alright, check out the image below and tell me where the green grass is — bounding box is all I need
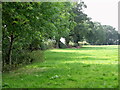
[0,44,2,89]
[2,45,118,88]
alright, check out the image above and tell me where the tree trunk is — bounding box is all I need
[6,34,14,65]
[55,39,60,48]
[65,37,70,47]
[74,38,79,47]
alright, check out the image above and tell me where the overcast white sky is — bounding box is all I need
[82,0,119,30]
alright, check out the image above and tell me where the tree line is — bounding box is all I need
[2,2,119,71]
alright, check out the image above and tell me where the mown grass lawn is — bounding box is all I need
[2,45,118,88]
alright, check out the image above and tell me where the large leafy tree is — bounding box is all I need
[2,2,36,65]
[70,1,93,46]
[2,2,77,66]
[102,25,118,45]
[86,22,119,45]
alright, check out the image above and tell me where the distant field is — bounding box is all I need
[2,45,118,88]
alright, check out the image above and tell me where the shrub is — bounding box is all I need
[73,43,79,47]
[69,41,74,46]
[2,49,39,72]
[40,40,56,50]
[30,50,44,63]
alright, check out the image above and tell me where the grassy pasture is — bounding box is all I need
[2,45,118,88]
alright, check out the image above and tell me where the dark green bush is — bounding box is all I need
[73,43,79,47]
[3,49,35,72]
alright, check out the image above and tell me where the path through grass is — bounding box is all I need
[3,45,118,88]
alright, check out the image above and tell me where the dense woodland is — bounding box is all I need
[2,2,119,71]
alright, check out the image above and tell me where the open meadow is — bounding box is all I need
[2,45,118,88]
